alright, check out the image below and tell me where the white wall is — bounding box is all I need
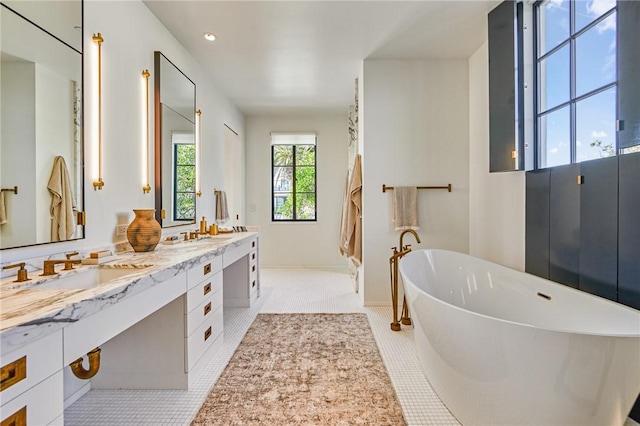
[361,59,470,305]
[468,42,525,270]
[245,115,348,270]
[1,0,245,264]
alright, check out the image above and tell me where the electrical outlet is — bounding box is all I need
[116,225,128,236]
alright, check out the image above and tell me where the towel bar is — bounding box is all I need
[1,186,18,194]
[382,184,451,193]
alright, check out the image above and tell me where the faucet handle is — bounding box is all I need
[2,262,31,283]
[66,251,80,260]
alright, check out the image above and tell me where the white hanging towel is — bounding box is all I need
[48,156,77,241]
[215,190,229,223]
[392,186,419,231]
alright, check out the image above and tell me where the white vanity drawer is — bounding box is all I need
[186,256,222,290]
[0,330,62,406]
[185,270,222,314]
[185,284,223,337]
[0,369,63,426]
[185,306,223,371]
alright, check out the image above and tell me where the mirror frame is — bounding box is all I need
[0,1,85,250]
[153,51,197,228]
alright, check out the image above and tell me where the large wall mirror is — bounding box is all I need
[0,1,84,250]
[154,51,196,227]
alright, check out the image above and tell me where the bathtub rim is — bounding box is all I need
[399,249,640,339]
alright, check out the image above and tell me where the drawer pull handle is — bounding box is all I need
[251,253,256,260]
[204,302,212,316]
[252,241,256,248]
[1,406,26,426]
[0,356,26,392]
[204,263,211,275]
[203,283,211,295]
[252,265,256,272]
[204,326,212,341]
[252,280,256,288]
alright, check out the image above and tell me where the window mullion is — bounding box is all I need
[569,0,576,164]
[292,145,297,220]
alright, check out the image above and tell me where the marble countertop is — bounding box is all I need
[0,232,257,354]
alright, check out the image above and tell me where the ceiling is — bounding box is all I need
[144,1,501,116]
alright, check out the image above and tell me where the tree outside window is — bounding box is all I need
[174,143,196,221]
[271,135,316,221]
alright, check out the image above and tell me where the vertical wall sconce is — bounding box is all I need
[196,109,202,197]
[142,69,151,194]
[92,33,105,190]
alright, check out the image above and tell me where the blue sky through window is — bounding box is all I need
[538,0,616,167]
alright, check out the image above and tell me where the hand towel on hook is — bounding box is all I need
[392,186,419,231]
[215,190,229,223]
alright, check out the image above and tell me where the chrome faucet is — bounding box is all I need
[41,252,81,276]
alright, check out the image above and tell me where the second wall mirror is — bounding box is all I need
[154,51,196,227]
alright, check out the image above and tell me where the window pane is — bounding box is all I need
[540,106,570,168]
[273,145,293,165]
[273,166,292,191]
[273,195,293,220]
[295,145,315,166]
[295,166,315,192]
[538,0,570,55]
[575,0,615,32]
[296,193,316,220]
[176,193,195,220]
[176,166,195,191]
[576,87,616,162]
[539,44,570,112]
[575,12,616,97]
[176,144,195,165]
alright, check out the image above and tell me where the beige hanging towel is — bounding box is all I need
[392,186,419,231]
[48,156,77,241]
[340,154,362,265]
[215,190,229,223]
[0,192,7,225]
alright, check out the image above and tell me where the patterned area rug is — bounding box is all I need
[191,313,407,425]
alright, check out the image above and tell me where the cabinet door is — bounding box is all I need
[525,169,550,278]
[579,157,618,300]
[488,0,524,171]
[549,163,580,288]
[618,0,640,150]
[618,152,640,309]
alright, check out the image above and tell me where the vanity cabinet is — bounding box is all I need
[0,232,260,422]
[184,256,224,371]
[223,236,259,307]
[0,331,64,425]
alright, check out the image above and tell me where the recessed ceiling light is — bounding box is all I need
[204,32,216,41]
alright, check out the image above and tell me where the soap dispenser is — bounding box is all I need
[200,216,207,234]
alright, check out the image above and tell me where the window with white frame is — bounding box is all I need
[534,0,617,168]
[271,132,317,221]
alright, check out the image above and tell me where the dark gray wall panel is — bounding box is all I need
[549,163,580,288]
[525,169,550,279]
[618,151,640,309]
[579,157,618,300]
[618,0,640,150]
[489,0,520,172]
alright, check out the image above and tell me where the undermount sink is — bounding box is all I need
[16,265,152,291]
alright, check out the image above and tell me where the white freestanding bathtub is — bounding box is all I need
[399,249,640,426]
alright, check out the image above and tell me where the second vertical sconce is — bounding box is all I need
[196,109,202,197]
[142,69,151,194]
[92,33,105,190]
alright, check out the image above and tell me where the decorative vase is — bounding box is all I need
[127,209,161,252]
